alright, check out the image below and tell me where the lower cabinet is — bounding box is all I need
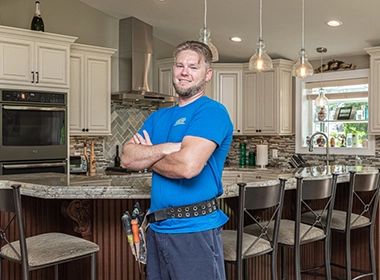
[70,43,116,135]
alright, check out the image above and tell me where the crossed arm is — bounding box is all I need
[121,130,217,179]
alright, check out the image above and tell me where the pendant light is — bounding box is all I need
[248,0,272,71]
[199,0,219,62]
[315,47,329,107]
[292,0,313,78]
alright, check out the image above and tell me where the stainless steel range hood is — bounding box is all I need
[112,17,177,104]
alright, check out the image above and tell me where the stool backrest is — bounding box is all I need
[346,170,380,229]
[295,174,339,244]
[237,179,286,259]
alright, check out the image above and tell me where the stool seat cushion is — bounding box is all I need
[302,210,371,231]
[222,230,272,262]
[244,219,325,246]
[0,232,99,268]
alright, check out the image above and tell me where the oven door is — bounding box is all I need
[0,104,67,161]
[0,160,66,175]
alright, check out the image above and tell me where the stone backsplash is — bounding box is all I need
[70,105,380,172]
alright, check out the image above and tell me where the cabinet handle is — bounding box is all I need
[31,71,35,83]
[36,72,39,83]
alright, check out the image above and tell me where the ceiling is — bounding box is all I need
[79,0,380,63]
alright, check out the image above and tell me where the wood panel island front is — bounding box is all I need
[0,165,378,280]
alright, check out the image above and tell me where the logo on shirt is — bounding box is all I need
[174,117,186,126]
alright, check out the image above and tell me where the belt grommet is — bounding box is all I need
[186,213,190,217]
[201,205,206,210]
[193,206,198,211]
[208,208,212,213]
[171,214,175,218]
[178,213,182,218]
[202,210,206,215]
[194,212,198,216]
[177,208,182,212]
[213,206,217,210]
[170,208,174,213]
[185,207,189,212]
[207,203,211,207]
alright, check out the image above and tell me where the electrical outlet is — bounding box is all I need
[272,149,278,158]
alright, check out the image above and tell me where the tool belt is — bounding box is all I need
[147,198,219,223]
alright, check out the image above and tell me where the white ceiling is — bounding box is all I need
[79,0,380,63]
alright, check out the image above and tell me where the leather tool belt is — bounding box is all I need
[147,198,219,223]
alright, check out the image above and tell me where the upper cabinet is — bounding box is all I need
[210,64,243,134]
[365,47,380,134]
[0,25,77,89]
[156,58,175,96]
[242,59,293,135]
[70,43,116,135]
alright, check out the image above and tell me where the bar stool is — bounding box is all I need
[320,170,379,280]
[246,174,339,280]
[222,179,286,280]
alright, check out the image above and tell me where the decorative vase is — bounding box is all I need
[317,106,327,121]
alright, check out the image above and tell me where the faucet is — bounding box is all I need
[306,131,331,166]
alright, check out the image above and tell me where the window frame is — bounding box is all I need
[295,68,375,156]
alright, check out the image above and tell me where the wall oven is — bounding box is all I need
[0,89,67,175]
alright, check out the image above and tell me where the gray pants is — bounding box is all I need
[146,227,226,280]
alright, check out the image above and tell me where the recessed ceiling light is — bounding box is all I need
[326,20,343,27]
[230,37,242,42]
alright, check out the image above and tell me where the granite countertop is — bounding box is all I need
[0,165,377,200]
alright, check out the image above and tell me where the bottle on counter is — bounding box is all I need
[31,1,44,31]
[83,141,89,176]
[89,142,97,176]
[114,145,121,167]
[346,133,352,147]
[248,151,256,166]
[239,143,246,168]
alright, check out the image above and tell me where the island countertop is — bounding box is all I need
[0,165,377,199]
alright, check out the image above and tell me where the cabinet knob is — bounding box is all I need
[82,128,89,132]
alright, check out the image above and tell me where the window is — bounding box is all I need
[295,69,375,156]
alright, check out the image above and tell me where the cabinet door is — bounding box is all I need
[158,66,174,96]
[36,42,70,87]
[243,70,277,135]
[215,70,242,134]
[259,71,276,134]
[85,55,111,135]
[69,53,86,134]
[0,38,34,84]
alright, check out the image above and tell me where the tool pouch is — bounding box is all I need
[138,212,149,264]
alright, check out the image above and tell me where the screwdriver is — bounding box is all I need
[131,219,141,272]
[121,211,136,259]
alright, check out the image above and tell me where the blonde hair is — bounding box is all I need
[173,41,212,69]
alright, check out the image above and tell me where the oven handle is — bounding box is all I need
[2,105,66,112]
[3,162,66,170]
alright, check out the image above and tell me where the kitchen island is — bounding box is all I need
[0,165,378,280]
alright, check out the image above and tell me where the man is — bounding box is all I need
[121,40,233,280]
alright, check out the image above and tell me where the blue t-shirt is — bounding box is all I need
[138,96,233,233]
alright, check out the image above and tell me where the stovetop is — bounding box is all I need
[105,167,151,175]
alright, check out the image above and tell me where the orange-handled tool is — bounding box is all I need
[131,219,141,272]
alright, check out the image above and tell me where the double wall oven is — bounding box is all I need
[0,89,67,175]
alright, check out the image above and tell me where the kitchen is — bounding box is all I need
[1,0,380,279]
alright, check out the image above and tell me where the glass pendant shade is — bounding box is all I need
[292,49,314,78]
[315,88,329,107]
[199,26,219,62]
[249,39,272,71]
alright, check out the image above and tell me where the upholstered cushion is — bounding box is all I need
[301,210,370,231]
[0,232,99,268]
[222,230,272,262]
[244,220,325,246]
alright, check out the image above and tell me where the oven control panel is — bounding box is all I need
[1,90,66,104]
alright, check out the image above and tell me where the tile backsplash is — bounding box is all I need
[70,105,380,172]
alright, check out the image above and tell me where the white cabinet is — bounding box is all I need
[156,58,175,96]
[0,25,76,89]
[70,43,116,135]
[242,59,293,135]
[365,47,380,134]
[211,64,243,134]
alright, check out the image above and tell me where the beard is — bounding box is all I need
[173,79,206,97]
